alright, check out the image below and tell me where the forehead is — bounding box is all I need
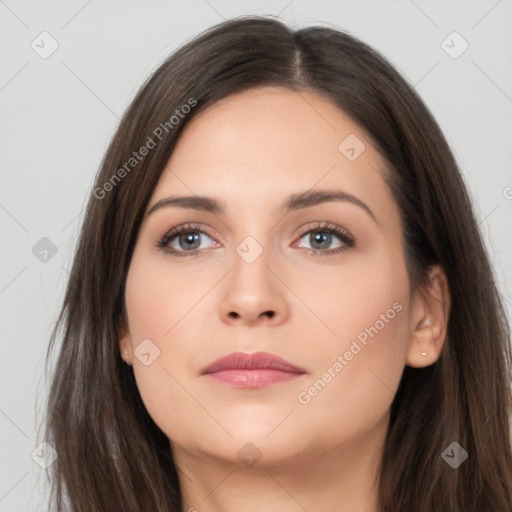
[151,86,393,218]
[171,86,379,168]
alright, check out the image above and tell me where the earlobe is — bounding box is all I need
[406,265,451,368]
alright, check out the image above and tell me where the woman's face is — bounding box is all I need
[120,86,418,466]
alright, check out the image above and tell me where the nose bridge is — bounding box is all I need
[231,230,275,294]
[229,203,277,268]
[218,225,289,325]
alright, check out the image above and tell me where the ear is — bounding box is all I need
[406,265,451,368]
[118,309,133,366]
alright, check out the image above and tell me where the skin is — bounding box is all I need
[119,86,450,512]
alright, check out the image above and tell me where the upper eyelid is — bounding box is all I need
[295,222,351,238]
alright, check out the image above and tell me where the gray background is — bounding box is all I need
[1,0,511,509]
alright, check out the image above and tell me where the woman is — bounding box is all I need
[43,15,512,511]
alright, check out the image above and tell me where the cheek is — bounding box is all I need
[293,254,410,441]
[322,251,409,379]
[124,248,218,346]
[293,244,410,360]
[123,251,215,443]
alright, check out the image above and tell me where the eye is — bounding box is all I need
[294,222,355,256]
[156,221,355,257]
[156,223,217,257]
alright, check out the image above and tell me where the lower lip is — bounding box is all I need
[204,369,305,388]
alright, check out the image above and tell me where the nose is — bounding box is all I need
[219,245,290,327]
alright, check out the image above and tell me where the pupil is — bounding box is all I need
[181,232,200,250]
[312,231,330,249]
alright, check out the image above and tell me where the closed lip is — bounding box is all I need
[201,351,306,375]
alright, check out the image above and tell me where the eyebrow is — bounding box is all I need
[146,189,377,224]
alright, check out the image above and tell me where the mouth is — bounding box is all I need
[201,351,307,388]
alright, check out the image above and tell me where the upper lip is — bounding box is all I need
[201,351,307,374]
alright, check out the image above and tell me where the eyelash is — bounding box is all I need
[156,221,355,258]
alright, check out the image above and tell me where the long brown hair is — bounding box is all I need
[42,15,512,511]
